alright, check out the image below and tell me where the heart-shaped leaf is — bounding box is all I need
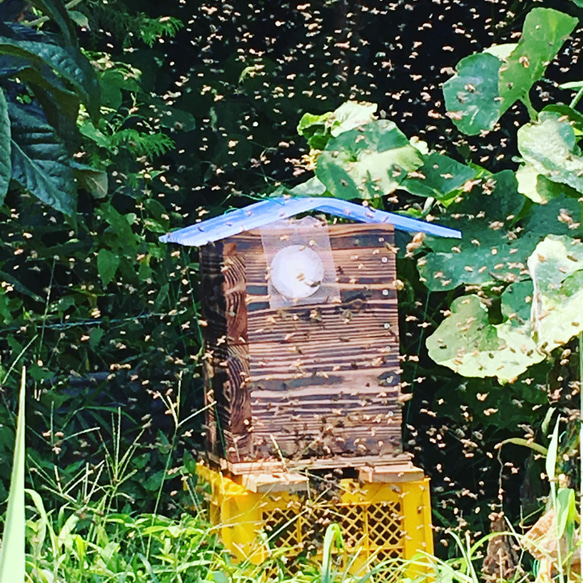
[426,293,545,382]
[443,52,503,136]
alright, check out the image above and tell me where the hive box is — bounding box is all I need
[160,197,461,467]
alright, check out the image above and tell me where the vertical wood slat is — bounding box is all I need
[199,243,252,461]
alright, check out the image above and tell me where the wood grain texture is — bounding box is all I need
[200,222,403,464]
[199,243,252,462]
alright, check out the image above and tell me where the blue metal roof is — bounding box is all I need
[159,197,462,246]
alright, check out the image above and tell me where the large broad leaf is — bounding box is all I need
[400,152,481,202]
[418,170,530,290]
[443,52,503,136]
[444,9,576,136]
[524,194,583,237]
[316,120,423,200]
[0,87,10,204]
[515,162,580,203]
[289,175,327,197]
[0,23,99,118]
[297,101,377,150]
[518,112,583,194]
[528,235,583,353]
[426,293,544,382]
[499,9,577,110]
[9,102,76,216]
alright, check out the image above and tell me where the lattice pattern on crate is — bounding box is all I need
[368,502,402,548]
[263,507,301,549]
[261,500,404,558]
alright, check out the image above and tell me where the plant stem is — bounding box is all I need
[570,88,583,109]
[521,94,538,122]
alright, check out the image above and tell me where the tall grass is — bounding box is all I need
[0,367,26,583]
[0,367,550,583]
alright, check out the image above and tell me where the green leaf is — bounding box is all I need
[297,111,332,150]
[443,52,503,135]
[484,43,518,61]
[0,87,10,205]
[328,101,378,136]
[9,102,76,216]
[97,249,119,286]
[0,369,26,583]
[321,524,344,583]
[542,104,583,135]
[400,152,480,202]
[0,24,99,118]
[418,170,529,290]
[555,488,577,540]
[289,176,327,197]
[524,194,583,237]
[518,112,583,194]
[444,9,576,136]
[515,162,578,203]
[71,163,108,199]
[426,294,544,382]
[68,10,89,30]
[499,9,577,110]
[159,107,196,132]
[528,235,583,353]
[316,120,423,200]
[99,203,138,251]
[297,102,378,151]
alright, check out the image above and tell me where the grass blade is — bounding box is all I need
[0,367,26,583]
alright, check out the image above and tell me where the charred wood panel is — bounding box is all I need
[199,242,251,461]
[199,222,403,464]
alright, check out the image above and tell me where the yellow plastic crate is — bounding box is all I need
[198,463,433,573]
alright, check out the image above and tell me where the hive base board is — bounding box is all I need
[206,451,413,476]
[197,461,434,576]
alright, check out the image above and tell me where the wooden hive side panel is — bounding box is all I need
[199,242,252,462]
[237,223,403,460]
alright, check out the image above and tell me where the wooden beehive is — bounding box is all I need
[199,220,404,464]
[160,196,461,469]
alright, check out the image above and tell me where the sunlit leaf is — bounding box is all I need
[426,294,544,382]
[316,120,422,200]
[518,112,583,194]
[0,369,26,583]
[499,9,577,109]
[297,101,377,150]
[528,235,583,352]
